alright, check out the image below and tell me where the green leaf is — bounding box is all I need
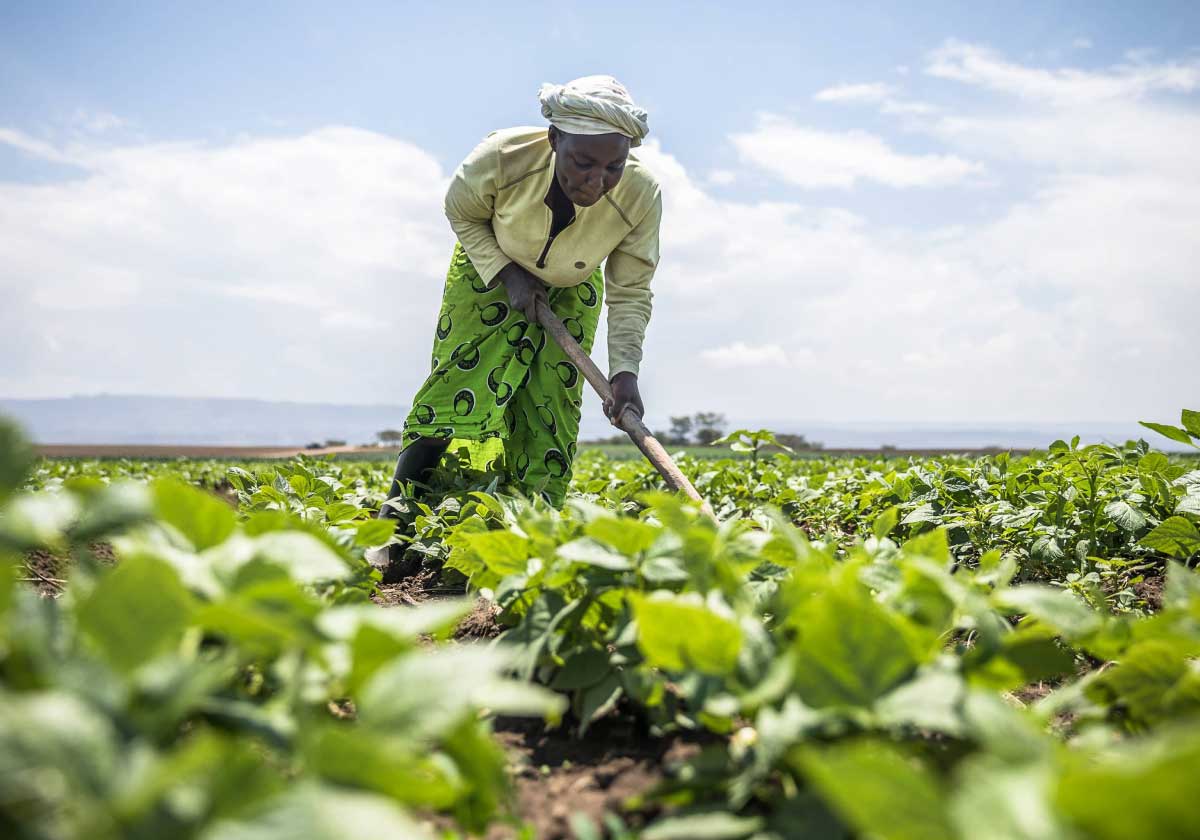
[872,506,900,541]
[196,586,316,657]
[796,740,955,840]
[900,504,940,526]
[1174,470,1200,491]
[358,646,563,738]
[641,812,766,840]
[0,690,120,807]
[995,586,1102,640]
[1138,452,1171,474]
[250,532,352,583]
[1104,499,1147,532]
[1140,516,1200,559]
[1181,409,1200,438]
[1164,560,1200,610]
[948,756,1060,840]
[966,627,1075,691]
[1177,494,1200,517]
[1056,724,1200,840]
[353,519,395,548]
[789,571,921,708]
[874,666,966,735]
[1138,421,1195,447]
[0,492,81,549]
[584,516,659,555]
[72,481,153,541]
[76,553,195,672]
[549,647,611,691]
[631,592,742,676]
[319,600,472,642]
[576,672,622,732]
[556,537,632,570]
[1087,640,1200,727]
[153,478,236,551]
[461,530,530,576]
[346,625,411,695]
[201,782,434,840]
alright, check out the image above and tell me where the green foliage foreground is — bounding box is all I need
[2,412,1200,839]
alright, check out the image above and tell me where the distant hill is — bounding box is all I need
[0,395,411,447]
[0,394,1182,451]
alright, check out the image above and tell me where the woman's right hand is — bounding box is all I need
[497,262,549,323]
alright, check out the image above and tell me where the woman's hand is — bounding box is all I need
[497,262,549,323]
[603,371,644,427]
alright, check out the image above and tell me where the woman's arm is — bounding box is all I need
[445,134,552,319]
[444,136,515,286]
[603,186,663,423]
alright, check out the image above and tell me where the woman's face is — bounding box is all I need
[549,128,630,207]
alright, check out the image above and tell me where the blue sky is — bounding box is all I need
[5,1,1197,178]
[1,2,1198,426]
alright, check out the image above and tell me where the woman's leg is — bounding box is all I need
[378,435,451,518]
[369,436,451,578]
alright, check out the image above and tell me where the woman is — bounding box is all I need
[379,74,662,530]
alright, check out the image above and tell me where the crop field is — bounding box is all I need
[2,412,1199,839]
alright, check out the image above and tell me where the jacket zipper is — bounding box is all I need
[536,215,575,269]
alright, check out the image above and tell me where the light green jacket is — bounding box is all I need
[444,126,662,377]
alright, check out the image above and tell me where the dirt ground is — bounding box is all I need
[486,716,703,839]
[372,565,693,837]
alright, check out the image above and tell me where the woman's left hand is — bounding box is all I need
[603,372,644,427]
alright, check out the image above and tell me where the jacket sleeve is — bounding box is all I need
[603,186,662,378]
[443,134,513,285]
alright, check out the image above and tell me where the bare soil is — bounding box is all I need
[485,716,703,840]
[1134,574,1165,611]
[372,568,693,837]
[22,542,114,597]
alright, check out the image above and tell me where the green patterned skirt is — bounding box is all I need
[400,242,603,506]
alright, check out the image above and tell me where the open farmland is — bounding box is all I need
[3,413,1200,839]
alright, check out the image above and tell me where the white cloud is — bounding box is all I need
[706,169,737,186]
[1072,37,1093,50]
[926,39,1200,103]
[814,83,893,103]
[0,126,451,402]
[627,41,1199,423]
[813,82,939,118]
[0,128,82,166]
[731,114,983,188]
[70,108,126,134]
[700,342,791,368]
[879,99,938,116]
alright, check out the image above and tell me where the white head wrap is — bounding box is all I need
[538,75,649,147]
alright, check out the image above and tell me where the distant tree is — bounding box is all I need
[323,439,347,448]
[377,428,405,443]
[305,442,323,450]
[693,412,727,445]
[775,433,823,452]
[667,415,694,445]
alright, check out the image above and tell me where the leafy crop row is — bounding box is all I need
[3,411,1199,838]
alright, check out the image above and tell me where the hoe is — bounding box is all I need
[533,299,715,521]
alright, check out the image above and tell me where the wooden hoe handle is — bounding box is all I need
[533,299,716,520]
